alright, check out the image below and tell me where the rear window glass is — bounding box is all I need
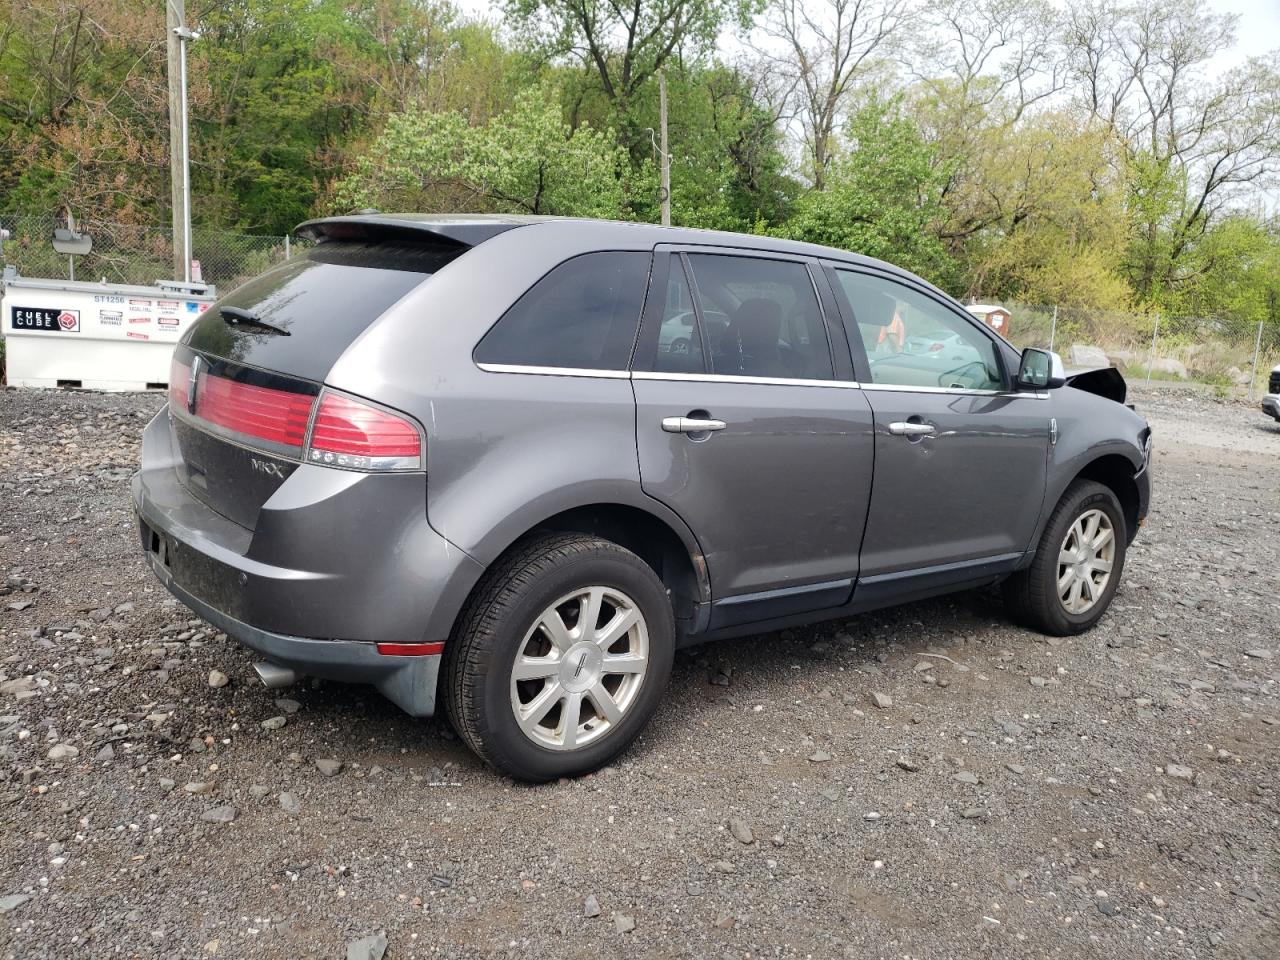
[185,241,456,382]
[474,252,650,370]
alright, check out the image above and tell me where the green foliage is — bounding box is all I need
[780,99,954,283]
[335,86,629,217]
[0,0,1276,331]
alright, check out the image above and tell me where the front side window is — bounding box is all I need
[684,254,833,380]
[474,252,649,370]
[835,270,1004,391]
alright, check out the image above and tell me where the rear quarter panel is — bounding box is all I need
[322,221,703,567]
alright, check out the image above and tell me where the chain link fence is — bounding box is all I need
[0,213,305,292]
[999,302,1280,396]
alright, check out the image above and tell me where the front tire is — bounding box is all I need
[1005,480,1128,636]
[443,533,674,782]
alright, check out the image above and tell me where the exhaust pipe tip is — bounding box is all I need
[253,661,298,690]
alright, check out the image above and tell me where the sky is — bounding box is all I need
[457,0,1280,69]
[1208,0,1280,67]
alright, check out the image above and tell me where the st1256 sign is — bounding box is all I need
[11,306,80,332]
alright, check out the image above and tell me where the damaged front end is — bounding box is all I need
[1065,365,1128,405]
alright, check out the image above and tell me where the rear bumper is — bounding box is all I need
[132,406,486,716]
[1262,394,1280,419]
[151,558,442,715]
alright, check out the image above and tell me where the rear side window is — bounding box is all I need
[474,252,649,370]
[684,254,833,380]
[186,240,455,382]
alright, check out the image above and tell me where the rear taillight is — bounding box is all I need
[169,352,422,472]
[307,392,423,471]
[168,355,190,410]
[197,373,315,454]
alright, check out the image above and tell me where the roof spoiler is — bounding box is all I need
[295,215,527,248]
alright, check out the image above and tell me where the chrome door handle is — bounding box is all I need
[662,417,727,434]
[888,421,935,437]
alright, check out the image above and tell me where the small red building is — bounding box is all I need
[965,303,1012,339]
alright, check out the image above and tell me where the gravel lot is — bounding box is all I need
[1,384,1277,959]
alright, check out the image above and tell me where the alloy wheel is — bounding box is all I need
[509,587,649,751]
[1057,508,1115,614]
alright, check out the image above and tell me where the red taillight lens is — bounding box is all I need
[168,355,190,410]
[307,392,422,471]
[196,372,315,453]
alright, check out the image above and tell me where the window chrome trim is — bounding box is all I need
[859,382,1049,399]
[475,362,631,380]
[476,361,1049,397]
[633,370,862,389]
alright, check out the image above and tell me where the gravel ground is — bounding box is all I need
[1,384,1277,960]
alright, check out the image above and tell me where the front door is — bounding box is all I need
[631,249,875,625]
[828,267,1050,580]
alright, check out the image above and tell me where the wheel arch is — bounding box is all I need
[1073,454,1141,542]
[450,500,709,641]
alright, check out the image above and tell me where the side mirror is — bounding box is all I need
[1017,348,1066,390]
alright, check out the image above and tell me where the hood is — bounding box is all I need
[1064,365,1127,405]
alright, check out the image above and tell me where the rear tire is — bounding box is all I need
[443,533,674,782]
[1005,480,1127,636]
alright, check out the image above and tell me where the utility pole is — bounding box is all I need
[166,0,187,281]
[659,71,670,227]
[174,23,198,285]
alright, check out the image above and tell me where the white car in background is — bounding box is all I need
[1264,364,1280,421]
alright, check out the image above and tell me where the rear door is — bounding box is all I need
[632,248,875,627]
[828,266,1050,583]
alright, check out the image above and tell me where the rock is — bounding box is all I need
[584,894,601,918]
[1148,357,1188,378]
[345,931,388,960]
[274,698,302,714]
[871,692,893,709]
[46,743,79,761]
[1069,344,1111,369]
[1165,763,1195,782]
[728,818,754,845]
[184,781,215,794]
[954,771,980,785]
[1097,899,1120,917]
[710,860,736,874]
[960,807,987,820]
[207,670,229,689]
[158,778,176,792]
[200,805,237,823]
[260,715,286,731]
[896,757,920,772]
[94,744,115,762]
[316,758,343,777]
[808,749,832,763]
[1005,763,1026,776]
[613,912,636,934]
[248,785,271,799]
[1244,649,1273,660]
[279,792,301,814]
[0,894,31,914]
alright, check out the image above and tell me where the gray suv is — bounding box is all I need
[133,215,1152,781]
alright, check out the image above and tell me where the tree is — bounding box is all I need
[780,97,952,282]
[1062,0,1280,302]
[754,0,912,189]
[503,0,757,118]
[333,85,629,218]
